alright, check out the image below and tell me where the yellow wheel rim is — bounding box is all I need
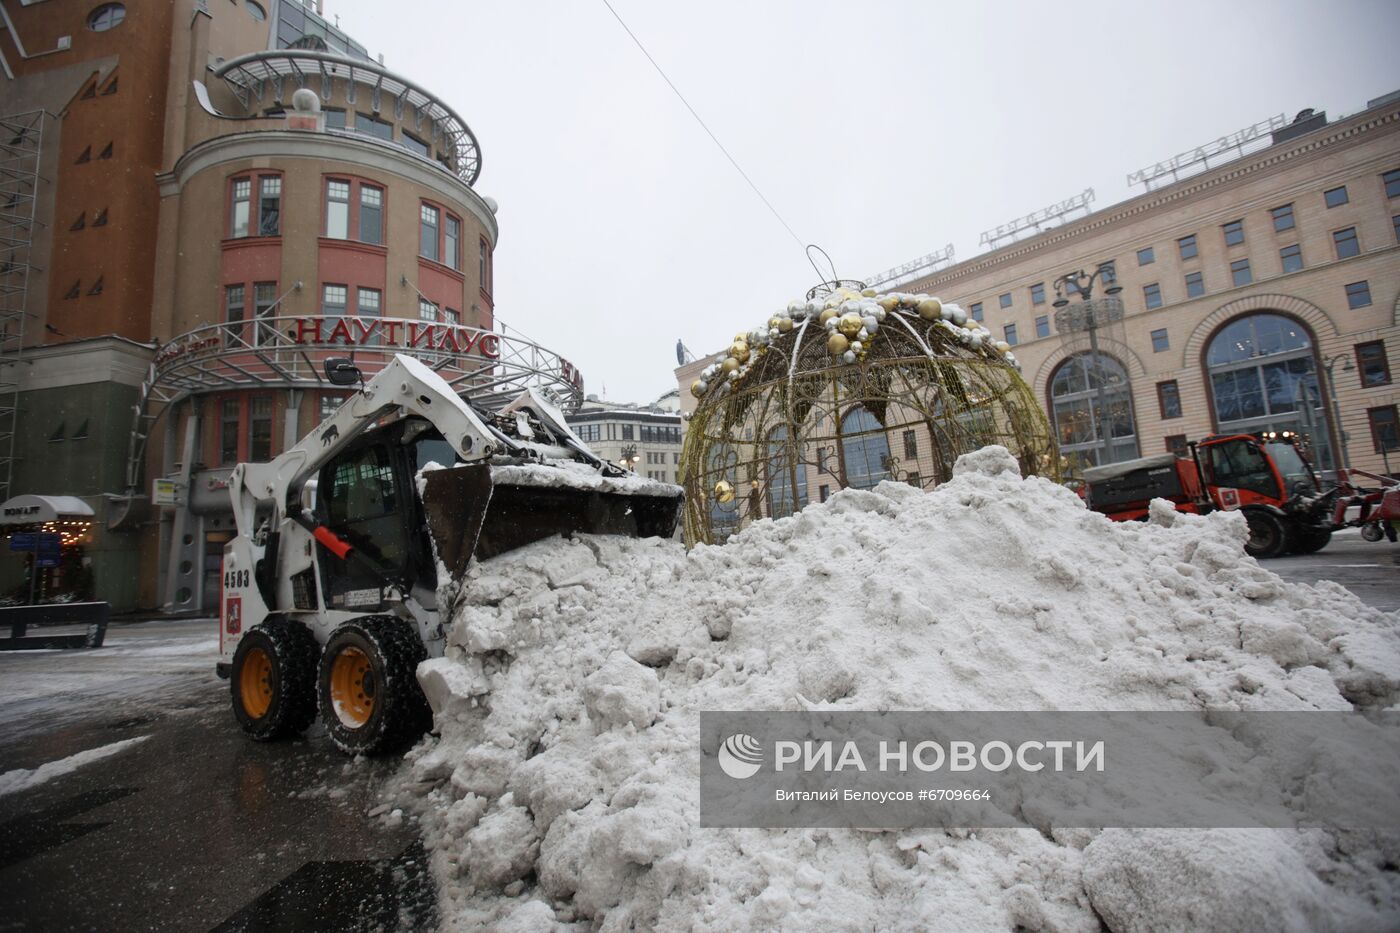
[239,646,274,719]
[329,646,376,728]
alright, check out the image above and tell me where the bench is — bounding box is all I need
[0,601,110,650]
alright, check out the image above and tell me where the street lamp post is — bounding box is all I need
[1053,262,1125,467]
[1320,353,1355,475]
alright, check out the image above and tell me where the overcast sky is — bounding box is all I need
[328,0,1400,404]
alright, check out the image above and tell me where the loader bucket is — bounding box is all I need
[419,463,684,580]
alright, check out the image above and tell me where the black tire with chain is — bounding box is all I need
[1242,509,1290,559]
[230,618,319,741]
[317,616,431,755]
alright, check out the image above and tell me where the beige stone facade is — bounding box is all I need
[567,398,683,484]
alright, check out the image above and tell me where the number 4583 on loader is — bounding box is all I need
[216,355,682,754]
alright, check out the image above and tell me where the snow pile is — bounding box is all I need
[402,446,1400,931]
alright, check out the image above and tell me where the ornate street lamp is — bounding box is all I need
[1052,262,1125,467]
[1321,353,1356,474]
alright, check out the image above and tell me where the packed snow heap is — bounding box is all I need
[399,446,1400,931]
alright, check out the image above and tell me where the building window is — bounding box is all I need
[1384,168,1400,199]
[402,132,429,157]
[480,239,492,294]
[258,176,281,236]
[1030,282,1045,305]
[324,108,346,129]
[1394,214,1400,243]
[817,446,832,474]
[1230,258,1252,287]
[622,424,634,441]
[1222,220,1245,247]
[1279,244,1303,274]
[1345,281,1372,309]
[1177,234,1197,260]
[419,204,440,262]
[230,177,251,237]
[1157,380,1182,419]
[360,185,383,245]
[1333,227,1360,259]
[1324,185,1349,208]
[88,3,125,31]
[224,284,245,346]
[246,0,266,21]
[322,283,347,319]
[357,287,381,317]
[1003,323,1018,345]
[1137,246,1154,266]
[819,484,830,503]
[1143,283,1162,310]
[998,292,1012,309]
[1165,435,1188,457]
[902,429,918,460]
[765,425,807,519]
[1271,203,1295,232]
[1035,315,1050,339]
[1184,271,1204,298]
[444,215,461,271]
[254,282,276,344]
[1049,354,1138,468]
[355,112,393,141]
[1151,329,1170,352]
[1368,406,1400,455]
[418,297,438,322]
[1356,341,1391,387]
[326,180,350,238]
[249,397,273,461]
[320,394,345,421]
[841,406,890,489]
[970,302,983,322]
[220,399,239,464]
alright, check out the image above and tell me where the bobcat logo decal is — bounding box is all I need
[320,424,340,447]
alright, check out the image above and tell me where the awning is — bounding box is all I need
[0,495,96,525]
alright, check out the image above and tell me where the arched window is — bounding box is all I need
[840,407,890,489]
[1205,313,1332,469]
[1049,353,1138,468]
[766,425,808,518]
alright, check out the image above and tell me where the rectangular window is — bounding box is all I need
[480,239,492,293]
[902,429,918,460]
[1004,322,1018,345]
[322,283,347,319]
[418,297,438,322]
[970,302,983,322]
[998,292,1012,309]
[1184,271,1205,298]
[355,112,393,141]
[1333,226,1360,259]
[1230,258,1252,287]
[1035,315,1049,339]
[320,394,344,421]
[323,108,346,129]
[220,399,240,465]
[254,282,276,345]
[819,484,830,503]
[1030,282,1045,305]
[249,397,273,461]
[360,185,383,245]
[1151,328,1170,353]
[1165,435,1188,457]
[230,177,250,237]
[1368,406,1400,454]
[402,132,429,157]
[326,179,350,238]
[1157,380,1182,419]
[1177,234,1197,260]
[1271,203,1295,232]
[1394,214,1400,243]
[906,472,921,488]
[224,284,245,346]
[444,215,461,270]
[1143,282,1163,309]
[817,446,832,474]
[1222,219,1245,247]
[1345,280,1372,309]
[1356,341,1391,387]
[356,287,381,317]
[1324,185,1349,208]
[622,425,634,441]
[1279,244,1303,273]
[1137,246,1155,266]
[419,204,440,261]
[258,176,281,236]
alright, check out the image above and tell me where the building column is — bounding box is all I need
[162,399,203,612]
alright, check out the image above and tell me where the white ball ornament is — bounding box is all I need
[862,316,878,332]
[842,350,857,364]
[851,341,863,352]
[994,340,1010,353]
[951,307,967,326]
[857,329,869,341]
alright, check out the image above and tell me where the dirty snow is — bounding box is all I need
[402,445,1400,931]
[0,735,150,798]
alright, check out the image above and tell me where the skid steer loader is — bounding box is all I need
[217,354,683,754]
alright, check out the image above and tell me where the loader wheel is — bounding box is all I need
[1243,510,1289,559]
[230,619,319,741]
[317,616,430,755]
[1288,528,1332,555]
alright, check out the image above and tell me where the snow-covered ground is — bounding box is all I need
[400,446,1400,931]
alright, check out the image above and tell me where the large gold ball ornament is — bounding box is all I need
[714,480,735,503]
[730,341,750,363]
[827,332,850,355]
[768,317,782,329]
[721,356,740,373]
[861,287,877,297]
[819,307,839,325]
[838,313,863,337]
[917,297,942,321]
[777,318,794,333]
[690,380,706,398]
[878,296,899,311]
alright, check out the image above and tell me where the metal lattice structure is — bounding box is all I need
[0,110,46,504]
[681,286,1059,546]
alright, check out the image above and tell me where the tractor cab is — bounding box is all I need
[1197,432,1319,508]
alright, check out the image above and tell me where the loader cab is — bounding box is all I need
[313,418,452,610]
[1200,435,1283,502]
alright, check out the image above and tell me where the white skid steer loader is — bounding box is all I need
[217,355,683,754]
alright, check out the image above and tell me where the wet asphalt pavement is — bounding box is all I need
[0,621,432,932]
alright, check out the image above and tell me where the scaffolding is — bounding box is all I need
[0,110,46,504]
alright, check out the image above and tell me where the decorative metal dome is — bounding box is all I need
[680,284,1059,545]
